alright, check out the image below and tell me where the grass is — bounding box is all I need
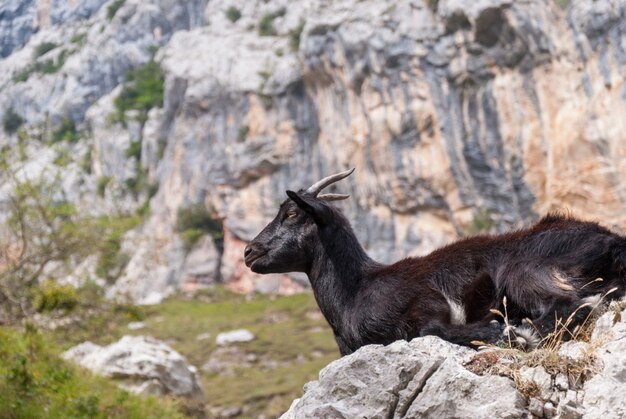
[237,125,249,143]
[47,287,338,418]
[289,19,305,52]
[258,8,285,37]
[0,324,183,418]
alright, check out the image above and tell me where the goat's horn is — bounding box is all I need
[318,193,350,202]
[305,168,355,196]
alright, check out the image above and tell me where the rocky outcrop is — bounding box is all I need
[1,0,626,302]
[61,335,205,402]
[281,306,626,418]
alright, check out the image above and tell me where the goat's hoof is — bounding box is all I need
[502,324,541,350]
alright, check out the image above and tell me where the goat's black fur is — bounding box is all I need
[245,191,626,355]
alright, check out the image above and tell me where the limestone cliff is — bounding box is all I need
[0,0,625,302]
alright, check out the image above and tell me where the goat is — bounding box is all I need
[244,169,626,355]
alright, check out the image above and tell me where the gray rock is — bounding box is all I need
[281,337,525,419]
[61,335,204,402]
[216,329,255,346]
[528,397,544,417]
[520,365,552,396]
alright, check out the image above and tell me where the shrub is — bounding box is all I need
[237,125,249,142]
[176,204,223,251]
[33,280,79,312]
[37,50,67,74]
[97,176,112,198]
[0,326,183,418]
[289,19,306,52]
[107,0,126,20]
[259,13,277,36]
[113,60,164,125]
[70,33,87,45]
[3,108,24,134]
[94,217,140,283]
[126,139,142,160]
[51,116,79,143]
[33,42,58,58]
[225,6,242,23]
[554,0,571,9]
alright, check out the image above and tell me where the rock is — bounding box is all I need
[61,335,204,402]
[201,346,257,376]
[127,321,146,330]
[519,366,552,396]
[216,329,255,346]
[558,341,591,361]
[528,397,544,417]
[582,308,626,417]
[196,332,211,341]
[281,337,525,419]
[555,374,569,391]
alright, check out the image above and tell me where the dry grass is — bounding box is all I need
[466,290,621,401]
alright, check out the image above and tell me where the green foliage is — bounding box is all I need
[237,124,249,142]
[12,50,67,82]
[94,216,140,283]
[81,148,92,174]
[113,60,164,125]
[51,116,79,143]
[225,6,242,23]
[96,176,112,198]
[33,280,79,313]
[466,208,495,236]
[427,0,439,11]
[3,108,24,134]
[70,33,87,45]
[53,147,72,167]
[554,0,571,9]
[125,139,142,160]
[0,326,183,418]
[107,0,126,20]
[289,19,305,52]
[176,204,223,251]
[33,42,59,58]
[259,12,278,36]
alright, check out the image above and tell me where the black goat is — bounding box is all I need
[244,169,626,355]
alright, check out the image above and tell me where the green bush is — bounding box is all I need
[94,216,140,283]
[554,0,570,9]
[289,19,305,52]
[107,0,126,20]
[70,33,87,45]
[126,139,142,160]
[33,280,79,313]
[177,204,223,251]
[3,108,24,134]
[113,60,164,125]
[225,6,242,23]
[51,116,79,143]
[33,42,59,58]
[0,325,183,418]
[237,125,249,142]
[259,13,278,36]
[97,176,112,198]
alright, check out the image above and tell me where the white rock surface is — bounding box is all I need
[62,335,204,402]
[216,329,255,346]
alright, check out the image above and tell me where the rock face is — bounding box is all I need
[281,307,626,418]
[1,0,626,302]
[61,335,205,402]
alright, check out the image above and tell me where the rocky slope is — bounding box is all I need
[0,0,625,302]
[281,305,626,418]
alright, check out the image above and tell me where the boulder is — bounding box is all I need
[281,336,525,419]
[61,335,204,402]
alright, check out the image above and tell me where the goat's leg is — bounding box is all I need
[529,298,595,339]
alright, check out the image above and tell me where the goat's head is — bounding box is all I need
[244,168,354,274]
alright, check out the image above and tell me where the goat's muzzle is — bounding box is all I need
[244,243,267,269]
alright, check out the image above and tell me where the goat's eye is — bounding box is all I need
[287,210,298,219]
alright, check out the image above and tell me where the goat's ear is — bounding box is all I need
[286,190,331,225]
